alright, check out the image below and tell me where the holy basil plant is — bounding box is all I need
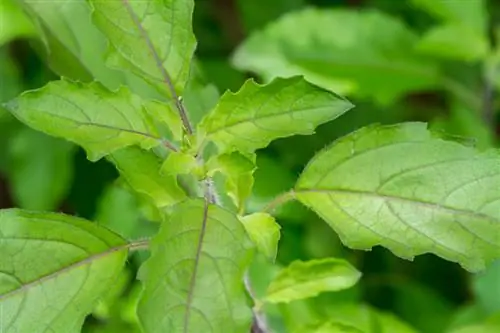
[1,0,499,332]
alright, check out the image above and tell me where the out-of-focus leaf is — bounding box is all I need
[447,304,489,331]
[295,122,500,272]
[417,24,488,61]
[5,80,160,161]
[137,199,254,333]
[295,321,364,333]
[0,0,36,45]
[7,127,75,210]
[241,212,281,262]
[233,8,440,104]
[108,147,186,209]
[90,0,196,98]
[376,311,420,333]
[0,209,128,333]
[236,0,304,33]
[473,259,500,314]
[265,258,361,303]
[199,76,353,153]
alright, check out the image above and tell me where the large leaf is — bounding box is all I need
[199,76,353,153]
[89,0,196,99]
[0,0,36,46]
[0,209,128,333]
[7,127,76,210]
[108,147,186,209]
[137,199,254,333]
[5,80,160,161]
[265,258,361,304]
[295,122,500,271]
[233,8,440,104]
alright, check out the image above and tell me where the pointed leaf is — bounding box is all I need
[241,212,281,262]
[89,0,196,98]
[265,258,361,303]
[199,76,353,153]
[137,199,254,333]
[233,8,441,104]
[295,122,500,271]
[5,80,161,161]
[108,147,186,208]
[0,209,128,333]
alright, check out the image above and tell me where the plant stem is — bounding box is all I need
[264,190,295,213]
[244,273,269,333]
[128,238,150,252]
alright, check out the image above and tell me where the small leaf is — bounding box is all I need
[233,8,440,104]
[137,199,254,333]
[89,0,196,98]
[5,80,160,161]
[0,209,128,333]
[295,122,500,271]
[241,212,281,262]
[265,258,361,303]
[7,127,76,210]
[108,147,186,208]
[199,76,353,153]
[145,100,183,141]
[160,151,198,176]
[207,152,256,210]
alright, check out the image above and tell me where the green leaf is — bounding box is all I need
[233,8,440,104]
[145,100,183,142]
[0,0,36,46]
[0,209,128,333]
[296,321,364,333]
[473,260,500,314]
[265,258,361,303]
[161,151,198,176]
[241,212,281,262]
[7,127,76,210]
[108,147,186,208]
[417,24,488,61]
[137,199,254,333]
[5,80,161,161]
[207,152,256,211]
[411,0,487,33]
[199,76,353,153]
[295,122,500,272]
[89,0,196,98]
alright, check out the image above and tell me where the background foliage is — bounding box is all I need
[1,0,500,332]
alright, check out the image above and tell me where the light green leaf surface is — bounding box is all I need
[0,209,128,333]
[473,259,500,314]
[265,258,361,303]
[108,147,186,208]
[7,127,75,210]
[241,212,281,262]
[295,122,500,271]
[145,100,183,142]
[296,321,364,333]
[90,0,196,98]
[0,0,36,46]
[137,199,254,333]
[161,151,198,176]
[233,8,440,104]
[5,80,160,161]
[199,76,353,153]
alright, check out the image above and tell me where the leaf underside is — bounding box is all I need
[0,209,128,333]
[296,122,500,272]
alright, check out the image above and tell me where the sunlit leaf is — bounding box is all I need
[7,127,75,210]
[199,76,353,153]
[160,151,198,176]
[137,199,254,333]
[5,80,161,161]
[0,209,128,333]
[0,0,36,46]
[108,147,186,209]
[296,321,364,333]
[89,0,196,99]
[295,122,500,271]
[241,212,281,262]
[233,8,440,104]
[265,258,361,303]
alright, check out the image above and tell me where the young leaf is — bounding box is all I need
[265,258,361,303]
[233,8,440,104]
[108,147,186,208]
[160,151,198,176]
[89,0,196,100]
[5,80,161,161]
[295,122,500,271]
[199,76,353,153]
[137,199,254,333]
[240,212,281,262]
[0,209,128,333]
[7,127,75,210]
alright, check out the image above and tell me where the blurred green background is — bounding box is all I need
[1,0,500,332]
